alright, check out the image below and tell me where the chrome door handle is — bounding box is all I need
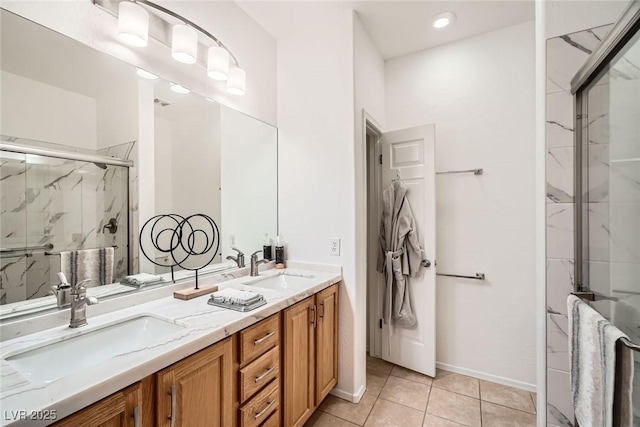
[254,366,275,383]
[132,405,140,427]
[254,400,275,420]
[254,331,275,345]
[168,385,176,427]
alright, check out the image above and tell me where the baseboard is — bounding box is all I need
[436,362,537,393]
[329,383,366,403]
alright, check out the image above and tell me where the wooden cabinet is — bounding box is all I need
[156,337,234,427]
[283,283,339,426]
[283,296,316,427]
[315,284,339,405]
[50,283,338,427]
[52,383,141,427]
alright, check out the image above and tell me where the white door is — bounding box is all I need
[379,124,436,377]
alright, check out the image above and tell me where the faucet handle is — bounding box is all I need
[230,246,245,256]
[251,249,263,259]
[72,278,92,293]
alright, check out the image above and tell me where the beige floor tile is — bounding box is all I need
[481,401,536,427]
[422,414,464,426]
[432,369,480,398]
[379,376,431,411]
[305,411,360,426]
[426,387,481,427]
[480,380,536,414]
[366,373,387,397]
[390,365,433,385]
[367,356,393,378]
[320,391,377,426]
[363,399,424,427]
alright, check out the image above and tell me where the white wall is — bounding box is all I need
[545,0,628,39]
[2,0,277,126]
[277,9,359,399]
[0,71,97,149]
[385,21,537,388]
[96,82,138,149]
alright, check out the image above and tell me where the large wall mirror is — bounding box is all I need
[0,9,278,319]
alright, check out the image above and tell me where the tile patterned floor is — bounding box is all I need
[305,356,537,427]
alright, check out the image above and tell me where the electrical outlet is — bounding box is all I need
[329,238,341,256]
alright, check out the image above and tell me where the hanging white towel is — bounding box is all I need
[60,247,114,286]
[568,295,635,427]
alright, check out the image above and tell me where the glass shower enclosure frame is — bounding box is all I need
[572,0,640,296]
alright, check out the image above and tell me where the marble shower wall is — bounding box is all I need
[545,24,613,427]
[0,141,134,304]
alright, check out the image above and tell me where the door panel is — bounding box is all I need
[315,284,338,404]
[379,125,436,377]
[283,297,316,427]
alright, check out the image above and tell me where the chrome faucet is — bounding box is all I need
[226,247,245,268]
[250,250,269,277]
[69,279,99,328]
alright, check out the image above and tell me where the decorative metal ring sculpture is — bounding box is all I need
[139,213,220,288]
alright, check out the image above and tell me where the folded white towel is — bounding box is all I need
[568,295,635,427]
[212,288,262,306]
[123,273,163,284]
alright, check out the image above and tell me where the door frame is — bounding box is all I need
[364,113,384,359]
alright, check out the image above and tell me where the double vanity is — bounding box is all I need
[0,263,341,427]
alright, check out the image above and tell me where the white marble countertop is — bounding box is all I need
[0,262,341,426]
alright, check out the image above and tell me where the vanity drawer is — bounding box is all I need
[239,379,279,427]
[240,314,279,364]
[261,409,280,427]
[240,345,280,403]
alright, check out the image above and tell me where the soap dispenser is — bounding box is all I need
[51,272,72,308]
[263,233,273,260]
[275,235,285,269]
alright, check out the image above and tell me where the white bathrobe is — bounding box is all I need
[376,180,429,327]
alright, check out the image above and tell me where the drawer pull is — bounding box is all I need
[133,405,140,427]
[254,331,275,345]
[254,399,276,420]
[168,384,176,427]
[254,366,276,383]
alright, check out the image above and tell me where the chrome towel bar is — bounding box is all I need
[436,168,483,175]
[437,272,485,280]
[0,243,54,258]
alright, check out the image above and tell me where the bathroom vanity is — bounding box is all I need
[0,265,340,427]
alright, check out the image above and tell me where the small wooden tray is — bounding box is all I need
[173,283,219,300]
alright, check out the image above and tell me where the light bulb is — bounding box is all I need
[226,67,246,96]
[118,2,149,47]
[207,46,230,81]
[171,24,198,64]
[432,12,456,29]
[170,83,190,94]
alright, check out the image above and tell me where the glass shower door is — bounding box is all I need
[580,28,640,302]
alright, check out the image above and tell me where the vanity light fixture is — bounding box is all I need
[170,83,190,94]
[207,46,230,81]
[432,12,456,29]
[226,67,246,96]
[96,0,246,94]
[136,68,159,79]
[117,1,149,47]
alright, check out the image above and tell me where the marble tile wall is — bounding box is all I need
[545,24,613,427]
[0,141,135,304]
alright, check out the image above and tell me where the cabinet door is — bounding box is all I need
[157,337,233,427]
[283,296,316,427]
[315,284,339,405]
[53,383,141,427]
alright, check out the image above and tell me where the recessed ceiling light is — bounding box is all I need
[206,98,217,103]
[432,12,456,29]
[170,83,190,94]
[136,68,158,80]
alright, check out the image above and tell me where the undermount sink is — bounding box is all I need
[245,273,315,291]
[5,315,185,383]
